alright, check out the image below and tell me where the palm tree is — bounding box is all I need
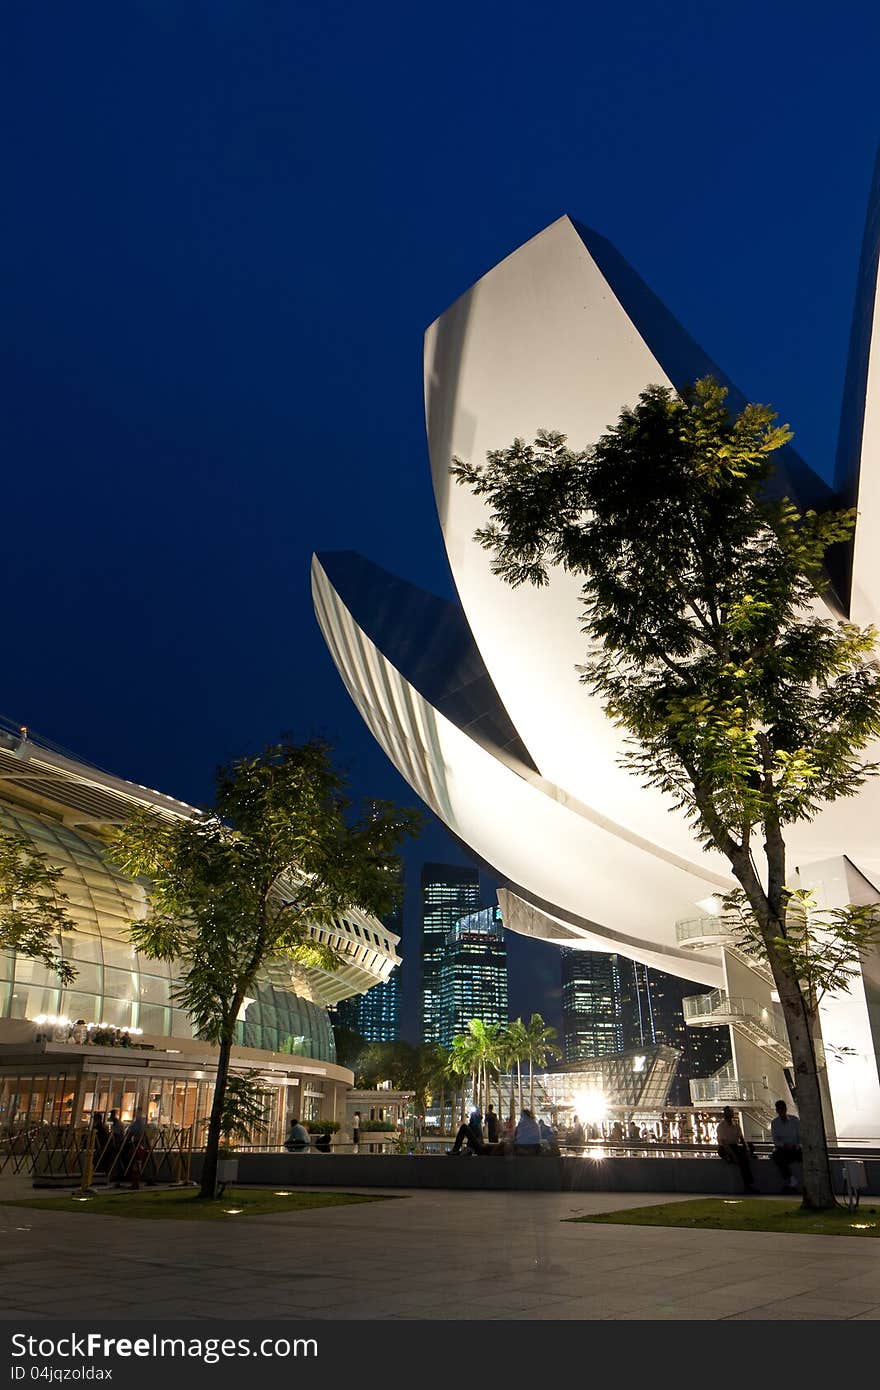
[523,1013,561,1114]
[501,1019,529,1116]
[465,1019,495,1116]
[449,1033,478,1120]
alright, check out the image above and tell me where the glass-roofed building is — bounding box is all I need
[0,724,401,1147]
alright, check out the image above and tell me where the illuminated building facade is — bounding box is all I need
[334,964,401,1043]
[420,864,480,1043]
[438,905,508,1048]
[560,950,622,1061]
[0,725,401,1144]
[314,155,880,1142]
[617,959,730,1106]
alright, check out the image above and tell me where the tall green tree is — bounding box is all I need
[0,830,77,984]
[111,737,419,1198]
[453,378,880,1208]
[521,1014,561,1113]
[500,1018,529,1117]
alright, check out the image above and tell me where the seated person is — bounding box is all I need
[538,1117,560,1155]
[566,1116,585,1147]
[448,1107,485,1155]
[513,1108,542,1155]
[284,1116,310,1152]
[770,1100,802,1191]
[716,1106,757,1193]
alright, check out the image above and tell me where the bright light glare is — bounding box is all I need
[274,1192,293,1197]
[574,1089,607,1125]
[851,1222,876,1230]
[224,1208,243,1215]
[696,896,722,916]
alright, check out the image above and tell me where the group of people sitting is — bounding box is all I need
[447,1105,561,1156]
[717,1098,803,1193]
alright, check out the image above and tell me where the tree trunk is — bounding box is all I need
[529,1059,534,1114]
[725,827,836,1211]
[509,1070,516,1122]
[771,961,835,1209]
[200,1031,233,1200]
[517,1061,523,1113]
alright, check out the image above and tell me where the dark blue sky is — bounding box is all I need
[3,3,879,1041]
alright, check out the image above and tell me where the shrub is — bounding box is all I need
[360,1118,396,1132]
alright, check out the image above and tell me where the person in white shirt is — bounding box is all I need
[770,1100,802,1190]
[513,1109,542,1155]
[716,1106,757,1193]
[285,1117,310,1152]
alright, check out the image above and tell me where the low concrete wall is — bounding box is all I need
[192,1151,880,1197]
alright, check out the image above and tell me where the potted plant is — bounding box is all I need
[205,1072,270,1193]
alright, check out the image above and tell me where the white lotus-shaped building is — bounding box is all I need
[314,157,880,1139]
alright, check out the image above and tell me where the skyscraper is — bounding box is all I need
[560,950,622,1061]
[438,905,508,1047]
[560,951,730,1097]
[618,959,730,1104]
[333,901,403,1043]
[420,863,480,1043]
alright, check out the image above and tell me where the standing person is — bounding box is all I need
[91,1113,111,1174]
[108,1110,125,1184]
[352,1111,361,1148]
[126,1109,147,1188]
[448,1106,485,1155]
[716,1106,758,1193]
[770,1100,802,1191]
[485,1104,499,1144]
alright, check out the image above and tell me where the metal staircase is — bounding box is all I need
[682,988,792,1066]
[675,914,775,985]
[689,1062,777,1128]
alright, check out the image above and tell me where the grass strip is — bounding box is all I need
[1,1186,397,1221]
[567,1197,880,1237]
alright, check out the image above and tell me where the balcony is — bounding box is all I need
[683,989,792,1066]
[689,1067,768,1105]
[676,914,741,950]
[676,915,775,984]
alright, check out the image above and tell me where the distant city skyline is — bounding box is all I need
[419,863,481,1044]
[438,904,508,1048]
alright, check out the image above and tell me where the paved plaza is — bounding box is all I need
[1,1179,880,1321]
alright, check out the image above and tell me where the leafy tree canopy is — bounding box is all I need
[0,830,77,984]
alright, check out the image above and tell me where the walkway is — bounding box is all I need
[1,1181,879,1320]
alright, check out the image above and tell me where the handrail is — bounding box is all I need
[683,990,789,1046]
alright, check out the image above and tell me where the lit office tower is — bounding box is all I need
[420,863,480,1042]
[351,965,401,1043]
[438,906,508,1048]
[560,950,623,1061]
[617,959,730,1104]
[333,902,403,1043]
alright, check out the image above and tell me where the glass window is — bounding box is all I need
[170,1009,194,1039]
[100,940,139,970]
[64,935,103,965]
[62,992,101,1024]
[139,1004,169,1036]
[100,996,135,1028]
[63,962,102,994]
[138,975,169,1006]
[102,967,138,1004]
